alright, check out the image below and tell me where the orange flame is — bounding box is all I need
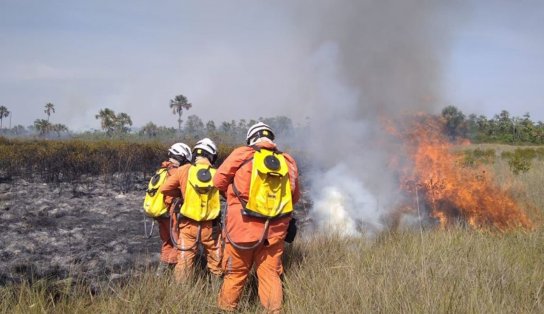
[393,114,532,230]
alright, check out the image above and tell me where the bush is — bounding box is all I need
[462,148,496,167]
[501,148,536,175]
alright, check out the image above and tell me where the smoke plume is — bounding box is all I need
[286,0,459,237]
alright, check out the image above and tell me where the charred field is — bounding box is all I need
[0,174,156,287]
[0,138,312,288]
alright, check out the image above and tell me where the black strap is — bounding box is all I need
[146,187,158,196]
[231,156,253,209]
[223,203,270,250]
[232,181,248,209]
[249,144,282,154]
[169,214,201,251]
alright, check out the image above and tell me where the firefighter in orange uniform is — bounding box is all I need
[161,138,223,282]
[214,122,300,313]
[155,143,192,274]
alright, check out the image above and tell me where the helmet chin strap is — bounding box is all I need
[169,158,181,166]
[250,137,273,146]
[195,156,210,163]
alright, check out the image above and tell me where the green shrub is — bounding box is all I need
[462,148,496,167]
[501,148,536,175]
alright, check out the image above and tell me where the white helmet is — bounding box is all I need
[168,142,192,163]
[246,122,274,145]
[193,138,217,162]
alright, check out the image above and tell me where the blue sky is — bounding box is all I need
[445,0,544,120]
[1,0,543,130]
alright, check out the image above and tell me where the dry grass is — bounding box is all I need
[285,229,544,313]
[0,138,238,183]
[2,143,543,313]
[1,227,543,314]
[469,143,544,224]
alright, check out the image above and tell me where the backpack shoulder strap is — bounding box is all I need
[251,144,282,154]
[232,147,258,209]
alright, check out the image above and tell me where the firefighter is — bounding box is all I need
[214,122,300,313]
[161,138,223,282]
[153,143,192,274]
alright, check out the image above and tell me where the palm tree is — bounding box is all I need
[44,102,55,121]
[52,124,68,137]
[34,119,51,136]
[441,105,465,139]
[169,94,192,132]
[0,106,9,129]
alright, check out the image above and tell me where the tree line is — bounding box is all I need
[1,103,69,137]
[3,97,544,145]
[0,94,296,144]
[0,93,192,137]
[441,106,544,144]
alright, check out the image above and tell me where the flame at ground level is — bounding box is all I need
[395,114,532,230]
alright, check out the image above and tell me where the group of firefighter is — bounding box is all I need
[147,122,300,313]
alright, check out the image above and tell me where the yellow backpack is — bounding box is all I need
[236,148,293,219]
[143,168,169,218]
[180,164,221,221]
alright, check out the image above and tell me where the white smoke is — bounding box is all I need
[311,164,384,238]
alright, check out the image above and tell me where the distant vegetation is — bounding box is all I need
[441,105,544,144]
[461,146,544,175]
[1,101,543,146]
[0,94,299,145]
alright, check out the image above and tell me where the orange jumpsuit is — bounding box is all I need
[214,141,300,313]
[161,158,223,282]
[156,161,181,265]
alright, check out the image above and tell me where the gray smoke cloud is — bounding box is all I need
[281,0,461,237]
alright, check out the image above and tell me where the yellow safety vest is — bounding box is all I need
[180,164,221,221]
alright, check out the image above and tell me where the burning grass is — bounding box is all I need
[1,227,543,313]
[393,114,534,230]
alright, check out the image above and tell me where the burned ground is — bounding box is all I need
[0,174,157,287]
[0,174,312,287]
